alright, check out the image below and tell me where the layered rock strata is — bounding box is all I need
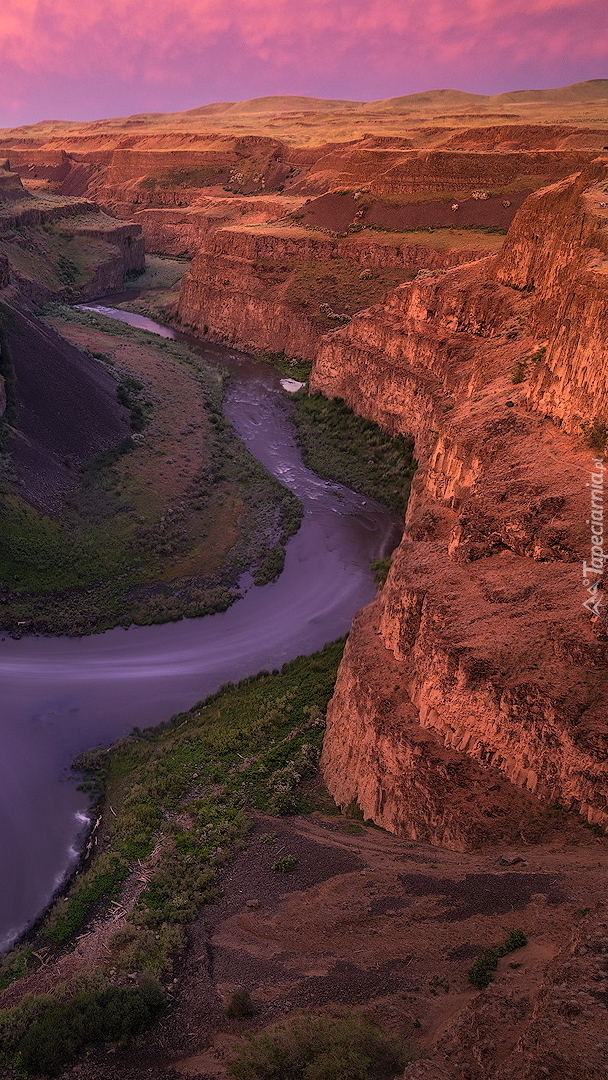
[318,162,608,844]
[177,226,495,358]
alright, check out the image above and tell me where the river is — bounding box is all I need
[0,306,401,952]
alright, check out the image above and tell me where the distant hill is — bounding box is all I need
[367,90,487,111]
[222,95,363,114]
[491,79,608,104]
[2,80,608,145]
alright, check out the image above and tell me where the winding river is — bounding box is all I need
[0,306,401,953]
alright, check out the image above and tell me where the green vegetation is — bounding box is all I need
[511,359,528,384]
[228,1012,408,1080]
[581,417,608,453]
[0,304,301,635]
[227,989,257,1019]
[123,254,188,292]
[249,256,417,330]
[255,349,313,384]
[140,166,225,190]
[370,557,392,585]
[0,207,136,300]
[0,642,343,998]
[349,222,508,237]
[294,394,416,514]
[272,854,298,873]
[468,928,528,989]
[0,973,164,1076]
[511,345,547,384]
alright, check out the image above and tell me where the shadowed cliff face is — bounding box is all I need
[316,162,608,846]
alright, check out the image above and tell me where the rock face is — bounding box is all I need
[177,225,496,359]
[0,160,29,202]
[0,197,145,301]
[318,161,608,845]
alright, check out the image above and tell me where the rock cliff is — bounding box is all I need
[177,225,497,358]
[0,196,145,301]
[317,161,608,844]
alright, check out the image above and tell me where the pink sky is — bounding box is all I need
[0,0,607,126]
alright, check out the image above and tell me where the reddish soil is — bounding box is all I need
[363,192,531,230]
[296,191,530,234]
[58,811,608,1080]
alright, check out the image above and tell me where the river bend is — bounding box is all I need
[0,307,400,951]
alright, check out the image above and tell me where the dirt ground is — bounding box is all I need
[66,809,608,1080]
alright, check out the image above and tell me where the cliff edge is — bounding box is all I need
[317,161,608,847]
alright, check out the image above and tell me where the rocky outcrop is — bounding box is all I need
[0,197,145,301]
[318,163,608,844]
[0,160,29,203]
[496,165,608,434]
[131,195,300,255]
[177,226,497,358]
[178,244,321,358]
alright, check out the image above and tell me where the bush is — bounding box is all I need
[581,418,608,453]
[468,928,528,989]
[511,360,527,384]
[272,855,298,873]
[227,989,256,1019]
[1,977,164,1076]
[228,1012,407,1080]
[370,557,391,585]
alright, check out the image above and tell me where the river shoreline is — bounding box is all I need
[0,302,401,953]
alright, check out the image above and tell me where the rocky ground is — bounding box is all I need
[40,808,608,1080]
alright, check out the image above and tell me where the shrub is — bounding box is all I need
[272,855,298,873]
[511,360,527,384]
[468,928,528,989]
[228,1012,407,1080]
[581,418,608,453]
[1,976,164,1076]
[227,989,256,1019]
[370,557,391,585]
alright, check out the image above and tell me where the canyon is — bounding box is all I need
[1,83,608,1079]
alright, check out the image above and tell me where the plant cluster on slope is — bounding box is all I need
[228,1012,409,1080]
[294,394,416,515]
[0,641,344,1072]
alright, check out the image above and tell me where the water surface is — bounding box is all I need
[0,307,401,951]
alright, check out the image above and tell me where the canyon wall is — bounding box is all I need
[316,162,608,846]
[0,196,145,301]
[177,226,496,359]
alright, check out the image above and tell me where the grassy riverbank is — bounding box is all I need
[0,641,344,1074]
[0,304,301,636]
[293,393,416,515]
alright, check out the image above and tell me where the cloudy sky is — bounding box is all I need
[1,0,607,126]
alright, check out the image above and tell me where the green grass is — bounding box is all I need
[0,305,301,635]
[228,1012,409,1080]
[254,350,313,384]
[123,254,188,292]
[294,394,416,514]
[0,641,344,996]
[140,166,225,190]
[468,929,528,989]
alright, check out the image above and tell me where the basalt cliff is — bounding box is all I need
[316,162,608,849]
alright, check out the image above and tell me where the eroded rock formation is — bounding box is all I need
[318,162,608,845]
